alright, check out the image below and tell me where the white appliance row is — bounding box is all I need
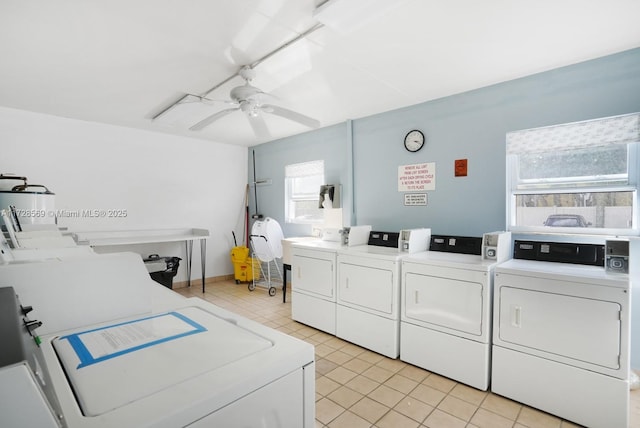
[0,251,316,428]
[291,231,506,370]
[291,230,635,428]
[291,228,431,358]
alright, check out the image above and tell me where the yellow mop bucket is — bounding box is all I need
[231,246,259,283]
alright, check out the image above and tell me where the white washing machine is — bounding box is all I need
[0,223,96,263]
[336,229,430,358]
[400,233,509,390]
[492,239,631,428]
[0,254,316,428]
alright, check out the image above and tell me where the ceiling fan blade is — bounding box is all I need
[261,104,320,129]
[189,108,239,131]
[247,113,271,139]
[196,95,238,106]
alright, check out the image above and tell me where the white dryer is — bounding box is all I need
[290,226,371,335]
[492,239,631,428]
[336,229,430,358]
[400,234,508,390]
[291,240,342,334]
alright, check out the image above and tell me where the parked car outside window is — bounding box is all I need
[543,214,591,227]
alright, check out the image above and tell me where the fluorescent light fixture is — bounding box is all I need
[313,0,411,34]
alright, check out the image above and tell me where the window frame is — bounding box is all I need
[506,114,640,236]
[284,160,325,225]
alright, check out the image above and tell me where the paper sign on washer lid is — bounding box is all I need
[52,307,273,416]
[59,311,207,368]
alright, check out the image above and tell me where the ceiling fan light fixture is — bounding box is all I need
[239,66,256,82]
[240,101,257,117]
[161,60,320,137]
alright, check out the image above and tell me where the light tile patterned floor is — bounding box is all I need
[176,280,640,428]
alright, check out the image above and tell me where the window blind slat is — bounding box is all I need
[285,160,324,178]
[506,113,640,155]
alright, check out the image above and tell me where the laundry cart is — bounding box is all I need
[249,217,284,297]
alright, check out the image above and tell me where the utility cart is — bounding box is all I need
[248,217,284,297]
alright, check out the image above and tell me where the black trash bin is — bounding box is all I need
[143,254,181,289]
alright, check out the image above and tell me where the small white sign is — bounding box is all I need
[404,193,428,206]
[398,162,435,192]
[80,314,195,358]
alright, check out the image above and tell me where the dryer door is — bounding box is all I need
[338,260,395,315]
[497,286,621,369]
[403,265,486,336]
[292,248,335,299]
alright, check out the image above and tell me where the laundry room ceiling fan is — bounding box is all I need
[152,23,326,140]
[185,66,320,138]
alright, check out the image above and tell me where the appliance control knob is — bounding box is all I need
[20,305,33,315]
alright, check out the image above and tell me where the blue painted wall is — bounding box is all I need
[250,47,640,237]
[250,47,640,370]
[249,122,350,237]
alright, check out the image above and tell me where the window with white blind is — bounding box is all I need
[506,113,640,234]
[285,160,324,224]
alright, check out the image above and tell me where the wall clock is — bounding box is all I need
[404,130,425,152]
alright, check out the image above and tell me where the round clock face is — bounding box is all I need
[404,130,425,152]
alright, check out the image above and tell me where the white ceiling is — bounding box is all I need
[1,0,639,147]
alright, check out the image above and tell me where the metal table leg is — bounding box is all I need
[283,263,291,303]
[184,239,206,293]
[200,239,207,293]
[185,240,193,288]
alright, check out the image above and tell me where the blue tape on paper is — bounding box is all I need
[60,311,207,368]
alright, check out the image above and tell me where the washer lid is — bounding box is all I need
[52,307,273,416]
